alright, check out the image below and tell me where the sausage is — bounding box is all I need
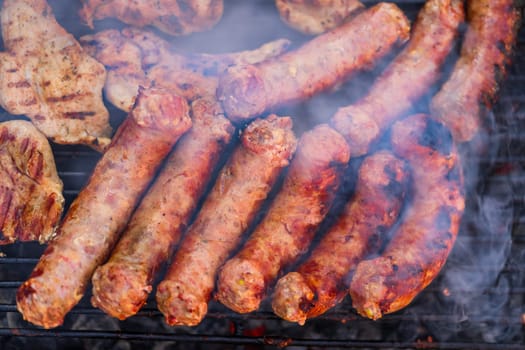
[217,2,410,122]
[156,115,297,326]
[430,0,521,142]
[349,114,465,320]
[90,98,234,320]
[215,125,350,314]
[271,150,409,325]
[16,88,192,329]
[331,0,465,156]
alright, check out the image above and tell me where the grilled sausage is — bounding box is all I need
[90,98,234,320]
[272,150,409,325]
[16,88,192,329]
[331,0,464,156]
[430,0,521,142]
[217,2,410,122]
[350,114,465,320]
[156,115,297,326]
[275,0,364,35]
[216,125,350,314]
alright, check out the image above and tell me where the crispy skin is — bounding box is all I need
[430,0,521,142]
[216,125,350,314]
[217,3,410,122]
[331,0,464,156]
[91,98,234,320]
[0,121,64,244]
[79,0,223,37]
[275,0,364,35]
[350,114,465,320]
[272,150,409,325]
[80,28,290,112]
[16,88,192,329]
[0,0,111,151]
[156,115,297,327]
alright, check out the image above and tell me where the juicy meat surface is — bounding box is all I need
[80,28,290,112]
[217,2,410,122]
[215,125,350,314]
[350,114,465,320]
[91,97,235,320]
[331,0,464,156]
[0,0,112,151]
[275,0,364,35]
[79,0,224,37]
[272,150,409,325]
[430,0,521,142]
[156,115,297,327]
[16,88,192,329]
[0,120,64,245]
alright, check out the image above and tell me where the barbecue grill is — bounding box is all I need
[0,0,524,349]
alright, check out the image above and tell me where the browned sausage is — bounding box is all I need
[350,114,465,320]
[16,88,192,329]
[331,0,464,156]
[430,0,521,142]
[217,3,410,122]
[90,97,234,320]
[156,115,297,326]
[215,125,350,314]
[272,150,409,325]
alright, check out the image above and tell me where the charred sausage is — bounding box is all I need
[16,88,192,329]
[90,98,234,320]
[156,115,297,326]
[331,0,464,156]
[215,125,350,314]
[272,150,409,325]
[430,0,521,142]
[217,3,410,122]
[350,114,465,320]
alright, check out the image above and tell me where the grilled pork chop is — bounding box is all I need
[0,0,112,151]
[0,120,64,245]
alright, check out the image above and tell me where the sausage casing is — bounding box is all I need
[350,114,465,320]
[16,88,192,329]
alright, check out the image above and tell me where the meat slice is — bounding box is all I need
[430,0,521,142]
[215,125,350,314]
[156,115,297,326]
[217,2,410,122]
[80,28,290,112]
[350,114,465,320]
[0,120,64,245]
[331,0,464,156]
[0,0,111,151]
[80,0,223,37]
[272,150,409,325]
[16,88,192,329]
[91,97,235,320]
[275,0,364,35]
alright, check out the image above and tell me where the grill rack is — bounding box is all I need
[0,1,525,349]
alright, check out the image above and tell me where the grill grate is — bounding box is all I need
[1,1,525,349]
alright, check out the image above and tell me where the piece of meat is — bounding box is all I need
[80,28,290,112]
[272,150,409,325]
[331,0,464,156]
[430,0,521,142]
[16,88,192,329]
[156,115,297,326]
[0,120,64,245]
[79,0,223,37]
[215,125,350,314]
[0,0,112,151]
[350,114,465,320]
[275,0,364,35]
[90,97,235,320]
[217,2,410,122]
